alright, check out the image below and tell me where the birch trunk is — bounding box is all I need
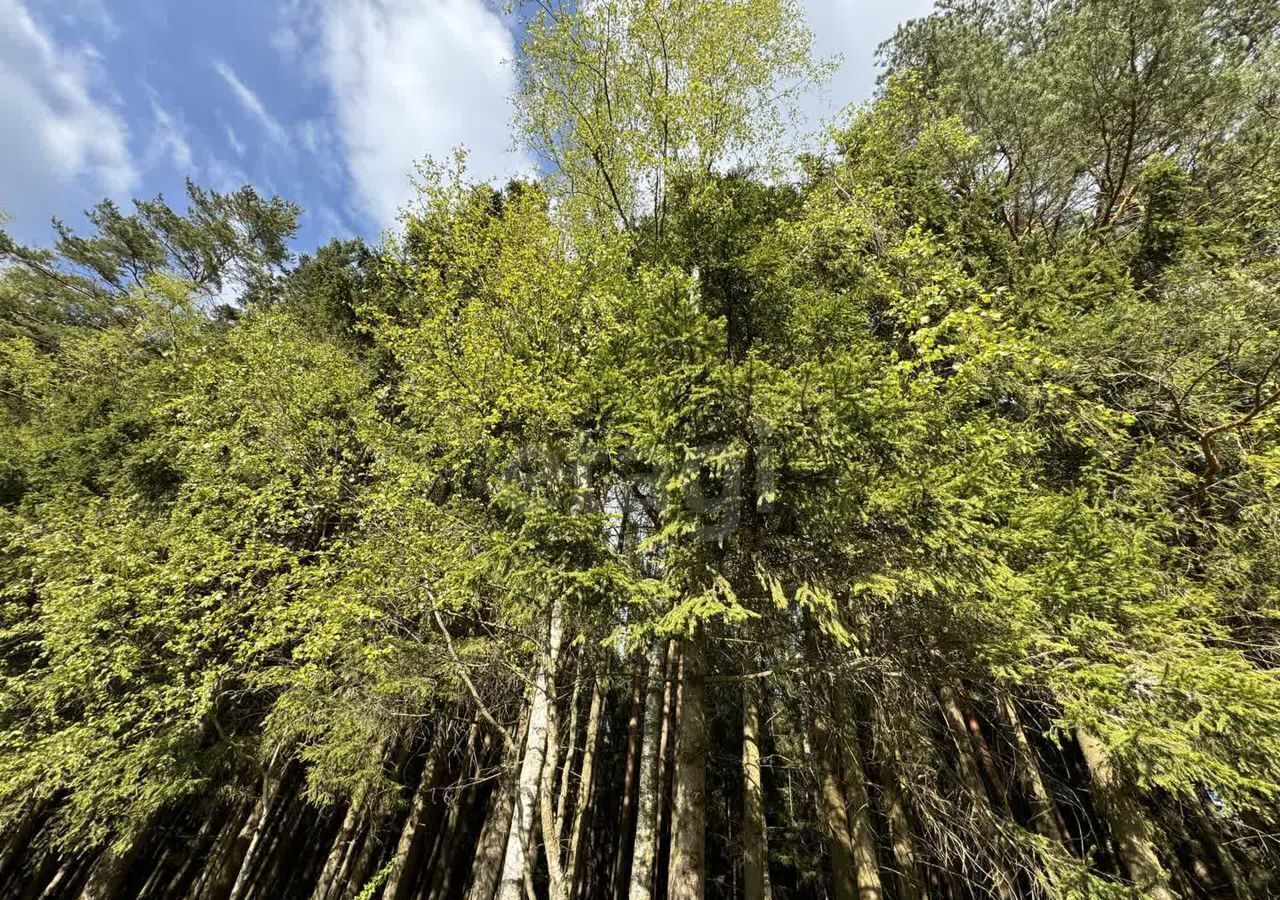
[537,611,569,900]
[495,597,564,900]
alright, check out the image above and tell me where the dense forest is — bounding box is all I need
[2,0,1279,898]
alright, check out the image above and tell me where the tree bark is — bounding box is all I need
[229,762,289,900]
[567,674,606,899]
[311,799,363,900]
[628,640,668,900]
[467,711,530,900]
[996,694,1066,847]
[834,697,883,900]
[79,844,138,900]
[813,702,858,900]
[496,598,564,900]
[666,634,707,900]
[612,670,645,900]
[870,706,924,900]
[1076,730,1175,900]
[742,674,772,900]
[555,669,585,841]
[383,728,451,900]
[938,682,1015,900]
[537,615,569,900]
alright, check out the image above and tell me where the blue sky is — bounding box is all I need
[2,0,935,253]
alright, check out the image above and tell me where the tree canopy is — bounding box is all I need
[2,1,1279,899]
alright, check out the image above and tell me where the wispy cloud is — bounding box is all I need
[146,96,194,172]
[305,0,533,225]
[213,59,289,146]
[225,124,246,158]
[0,0,135,233]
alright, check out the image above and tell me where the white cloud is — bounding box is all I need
[38,0,120,40]
[313,0,532,225]
[213,59,290,146]
[146,97,194,172]
[0,0,135,233]
[225,124,246,158]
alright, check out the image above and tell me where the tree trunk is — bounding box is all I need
[612,671,645,900]
[871,706,924,900]
[383,729,450,900]
[1196,793,1253,900]
[996,694,1066,847]
[556,669,585,839]
[667,634,707,900]
[742,675,772,900]
[567,675,606,899]
[835,697,883,900]
[938,683,1015,900]
[312,800,363,900]
[496,598,564,900]
[537,611,569,900]
[467,711,530,900]
[961,696,1010,814]
[79,844,138,900]
[229,762,289,900]
[192,800,251,900]
[628,640,668,900]
[813,702,858,900]
[1076,730,1175,900]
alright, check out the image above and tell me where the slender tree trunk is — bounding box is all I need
[383,729,451,900]
[192,800,251,900]
[39,856,81,900]
[567,675,606,899]
[667,634,707,900]
[870,706,924,900]
[433,754,489,900]
[813,701,858,900]
[1196,793,1253,900]
[742,675,772,900]
[467,711,530,900]
[556,668,585,840]
[938,683,1015,900]
[496,598,564,900]
[229,762,289,900]
[1076,730,1175,900]
[996,694,1066,847]
[312,799,363,900]
[538,612,569,900]
[613,671,645,900]
[834,696,883,900]
[628,640,668,900]
[0,802,43,888]
[961,695,1010,814]
[79,844,138,900]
